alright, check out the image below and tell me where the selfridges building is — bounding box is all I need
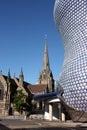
[54,0,87,122]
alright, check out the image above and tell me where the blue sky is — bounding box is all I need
[0,0,64,84]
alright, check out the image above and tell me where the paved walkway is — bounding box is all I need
[0,118,87,130]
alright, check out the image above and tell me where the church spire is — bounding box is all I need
[7,69,11,79]
[42,35,50,72]
[20,68,24,77]
[38,36,54,92]
[19,68,24,86]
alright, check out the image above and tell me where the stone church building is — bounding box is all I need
[0,38,54,116]
[0,69,31,116]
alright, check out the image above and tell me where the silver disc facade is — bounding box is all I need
[54,0,87,112]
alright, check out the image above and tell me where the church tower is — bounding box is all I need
[38,37,54,92]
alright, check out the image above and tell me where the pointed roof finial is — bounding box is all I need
[45,34,47,40]
[20,68,23,76]
[19,68,24,81]
[8,69,11,78]
[14,73,16,78]
[44,34,48,53]
[45,34,47,44]
[0,70,2,74]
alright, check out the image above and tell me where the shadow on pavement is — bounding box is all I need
[13,128,68,130]
[0,123,11,130]
[13,127,87,130]
[0,122,87,130]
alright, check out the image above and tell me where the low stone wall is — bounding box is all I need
[29,114,44,120]
[0,115,24,119]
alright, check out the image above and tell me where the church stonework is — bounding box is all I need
[0,71,11,116]
[0,69,30,116]
[38,40,54,92]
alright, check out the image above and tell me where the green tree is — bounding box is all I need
[13,90,29,113]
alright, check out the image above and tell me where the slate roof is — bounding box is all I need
[28,84,47,94]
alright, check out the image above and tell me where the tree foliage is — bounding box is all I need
[13,89,30,113]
